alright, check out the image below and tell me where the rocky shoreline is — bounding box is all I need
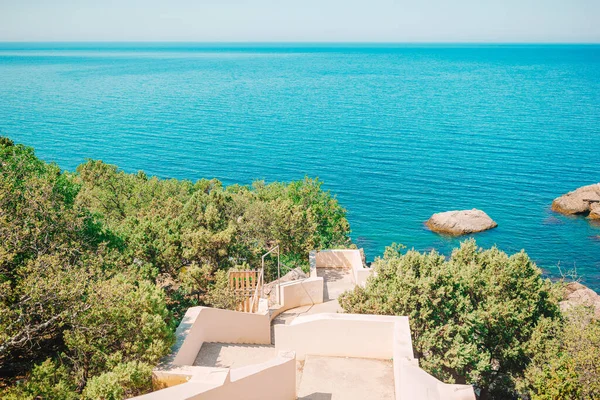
[561,281,600,319]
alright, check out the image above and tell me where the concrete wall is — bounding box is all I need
[196,351,296,400]
[168,307,271,367]
[270,277,324,320]
[136,352,296,400]
[392,322,476,400]
[137,305,294,399]
[395,358,476,400]
[314,249,357,269]
[274,313,413,361]
[274,312,475,400]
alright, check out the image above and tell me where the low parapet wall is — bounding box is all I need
[137,351,296,400]
[270,276,324,320]
[274,313,413,361]
[395,358,476,400]
[274,312,476,400]
[314,249,360,269]
[134,307,292,399]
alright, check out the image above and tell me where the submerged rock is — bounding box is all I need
[426,209,497,236]
[560,282,600,319]
[552,183,600,217]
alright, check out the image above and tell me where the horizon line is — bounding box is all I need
[1,40,599,45]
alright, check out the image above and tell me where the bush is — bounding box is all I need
[83,362,153,400]
[1,359,78,400]
[519,306,600,399]
[339,240,562,399]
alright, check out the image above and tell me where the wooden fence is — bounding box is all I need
[229,270,261,313]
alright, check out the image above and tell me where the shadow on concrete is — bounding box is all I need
[298,393,333,400]
[317,269,346,301]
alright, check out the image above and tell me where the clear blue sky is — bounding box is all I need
[0,0,598,43]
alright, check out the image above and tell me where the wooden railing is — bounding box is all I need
[229,270,262,313]
[228,246,279,313]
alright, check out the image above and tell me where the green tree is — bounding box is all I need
[0,140,110,367]
[62,277,173,390]
[1,139,174,398]
[519,306,600,399]
[1,359,78,400]
[339,240,562,399]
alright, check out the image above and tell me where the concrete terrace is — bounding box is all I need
[134,249,476,400]
[298,355,395,400]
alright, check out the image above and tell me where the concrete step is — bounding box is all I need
[194,342,278,369]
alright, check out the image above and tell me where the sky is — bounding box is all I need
[0,0,599,43]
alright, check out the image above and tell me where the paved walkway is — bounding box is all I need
[318,268,355,302]
[194,343,278,369]
[272,268,355,327]
[297,355,395,400]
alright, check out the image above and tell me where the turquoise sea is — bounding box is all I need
[1,43,599,289]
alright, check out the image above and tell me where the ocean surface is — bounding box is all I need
[1,43,599,289]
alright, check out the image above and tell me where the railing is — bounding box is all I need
[229,270,261,313]
[229,245,282,313]
[261,245,280,298]
[249,268,264,314]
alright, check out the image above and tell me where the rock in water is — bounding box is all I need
[552,183,600,217]
[560,282,600,319]
[426,209,498,236]
[589,203,600,220]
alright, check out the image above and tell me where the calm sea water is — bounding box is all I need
[1,43,599,289]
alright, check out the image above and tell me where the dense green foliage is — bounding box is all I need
[339,240,567,399]
[73,158,350,317]
[520,306,600,399]
[0,138,350,398]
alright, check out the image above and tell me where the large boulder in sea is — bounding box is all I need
[560,282,600,319]
[426,209,498,236]
[552,183,600,217]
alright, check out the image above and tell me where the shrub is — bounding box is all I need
[339,240,562,399]
[83,362,153,400]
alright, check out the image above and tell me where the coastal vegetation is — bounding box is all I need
[2,137,599,399]
[0,137,350,398]
[339,241,600,400]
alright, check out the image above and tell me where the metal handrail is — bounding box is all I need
[261,245,280,298]
[249,268,264,313]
